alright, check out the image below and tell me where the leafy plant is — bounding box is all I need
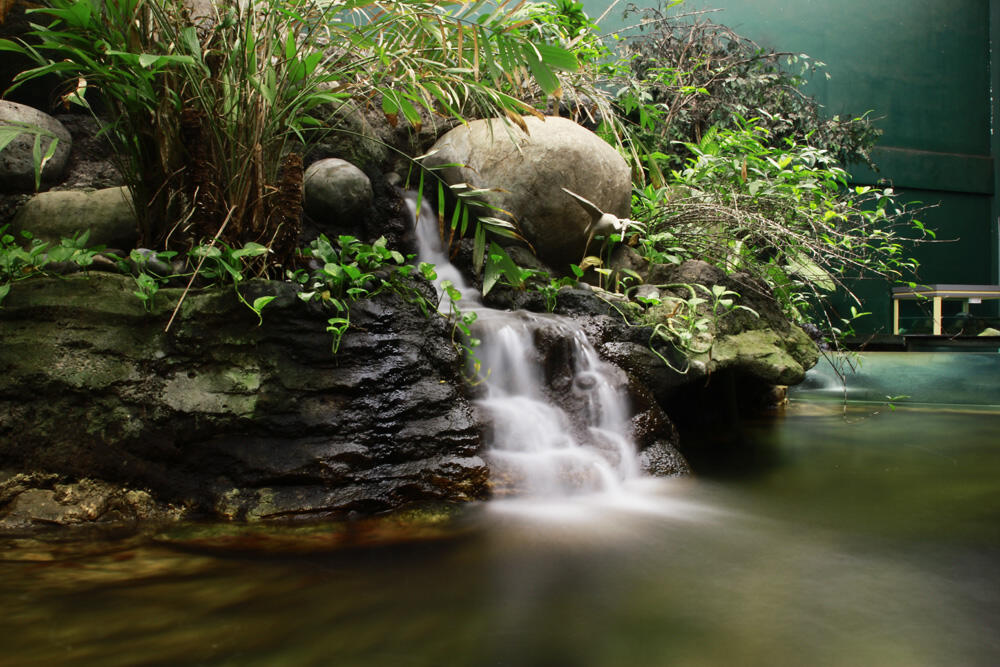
[630,117,929,334]
[538,274,577,312]
[0,121,61,190]
[1,0,588,275]
[609,3,882,177]
[0,226,101,306]
[483,242,536,295]
[295,234,406,353]
[642,282,758,372]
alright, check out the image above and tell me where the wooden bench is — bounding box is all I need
[891,284,1000,335]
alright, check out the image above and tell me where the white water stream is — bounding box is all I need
[405,192,644,501]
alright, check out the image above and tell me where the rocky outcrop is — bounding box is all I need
[0,472,182,530]
[0,100,72,191]
[0,274,488,523]
[424,116,632,269]
[593,260,818,404]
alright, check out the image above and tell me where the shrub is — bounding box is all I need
[632,117,930,334]
[607,2,881,180]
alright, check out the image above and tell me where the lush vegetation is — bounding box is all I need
[0,0,929,352]
[591,3,927,342]
[1,0,584,271]
[608,3,882,176]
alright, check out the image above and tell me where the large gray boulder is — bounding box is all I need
[0,101,72,192]
[0,274,488,522]
[12,186,137,248]
[425,116,632,269]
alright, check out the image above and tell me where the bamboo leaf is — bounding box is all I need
[534,42,579,72]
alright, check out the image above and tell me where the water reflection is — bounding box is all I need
[2,404,999,666]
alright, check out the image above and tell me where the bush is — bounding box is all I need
[631,117,930,335]
[608,2,882,180]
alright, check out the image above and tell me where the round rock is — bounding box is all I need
[303,158,373,225]
[424,116,632,269]
[12,186,137,248]
[0,101,73,192]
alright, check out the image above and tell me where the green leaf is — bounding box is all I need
[0,126,24,154]
[398,95,423,128]
[483,251,501,296]
[252,295,275,312]
[522,44,560,96]
[534,43,579,72]
[232,242,268,259]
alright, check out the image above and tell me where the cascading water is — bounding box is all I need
[404,192,643,500]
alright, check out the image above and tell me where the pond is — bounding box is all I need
[2,356,999,666]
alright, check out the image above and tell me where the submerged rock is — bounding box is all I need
[0,274,488,521]
[0,472,182,530]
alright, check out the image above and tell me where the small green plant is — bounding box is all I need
[538,275,577,312]
[643,282,758,372]
[0,226,102,306]
[296,234,407,353]
[482,242,536,295]
[0,121,62,191]
[189,242,275,324]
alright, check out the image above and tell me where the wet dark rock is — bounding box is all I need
[638,442,692,477]
[0,274,488,522]
[0,472,182,530]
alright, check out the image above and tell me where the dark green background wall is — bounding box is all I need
[585,0,999,334]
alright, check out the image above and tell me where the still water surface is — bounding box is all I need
[2,402,999,666]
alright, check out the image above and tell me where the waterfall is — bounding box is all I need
[404,192,643,500]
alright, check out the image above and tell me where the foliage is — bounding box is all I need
[0,225,100,305]
[640,282,757,372]
[1,0,584,275]
[292,234,406,352]
[0,121,61,190]
[631,118,929,335]
[610,2,882,177]
[412,260,485,382]
[483,242,534,295]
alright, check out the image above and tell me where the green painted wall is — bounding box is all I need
[585,0,998,334]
